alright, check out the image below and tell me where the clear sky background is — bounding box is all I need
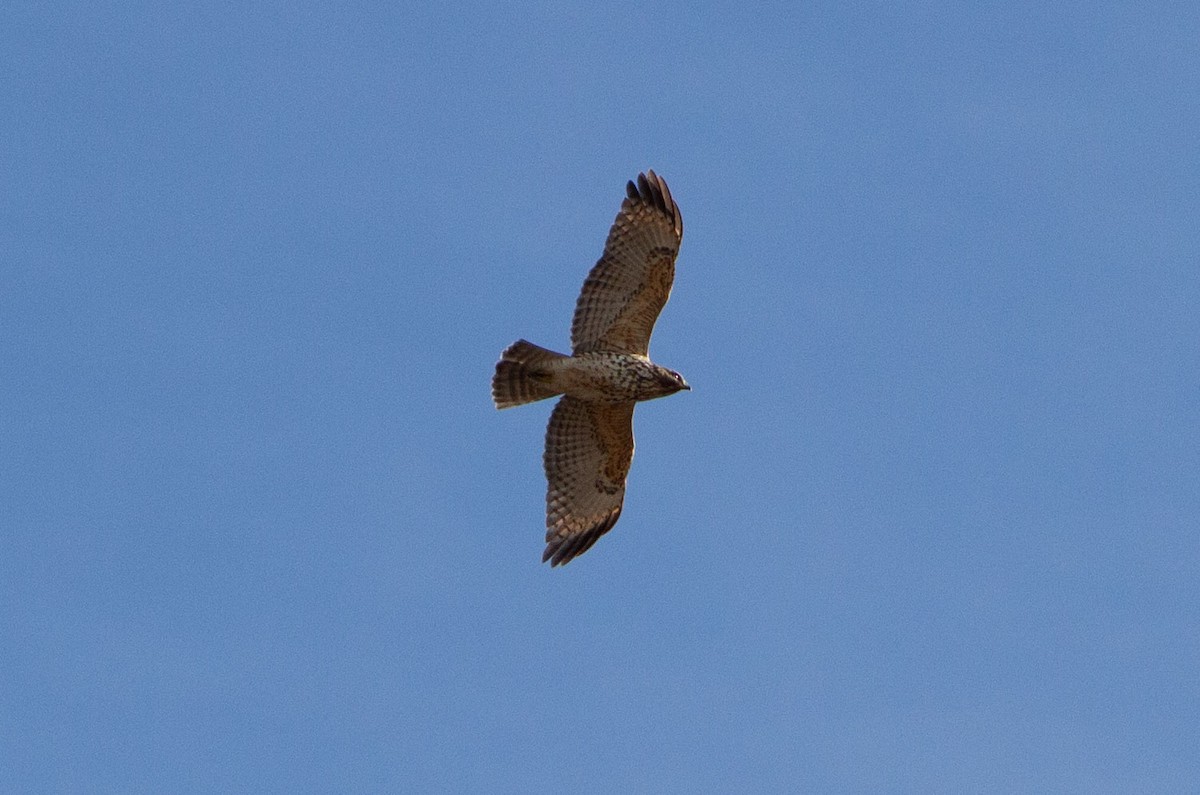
[4,2,1199,791]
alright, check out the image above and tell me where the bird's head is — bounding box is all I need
[655,367,690,395]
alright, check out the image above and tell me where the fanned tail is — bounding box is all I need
[492,340,567,409]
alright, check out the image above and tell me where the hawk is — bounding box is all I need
[492,170,690,566]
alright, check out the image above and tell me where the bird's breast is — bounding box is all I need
[553,353,667,402]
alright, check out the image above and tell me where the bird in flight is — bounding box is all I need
[492,170,690,566]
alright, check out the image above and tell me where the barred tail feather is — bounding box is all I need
[492,340,567,409]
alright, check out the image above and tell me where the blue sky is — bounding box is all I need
[4,2,1199,790]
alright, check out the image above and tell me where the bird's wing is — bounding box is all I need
[542,396,636,566]
[570,171,683,356]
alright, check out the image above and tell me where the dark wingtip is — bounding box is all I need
[542,509,622,567]
[628,170,682,238]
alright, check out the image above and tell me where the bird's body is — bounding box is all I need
[496,345,684,406]
[492,170,689,566]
